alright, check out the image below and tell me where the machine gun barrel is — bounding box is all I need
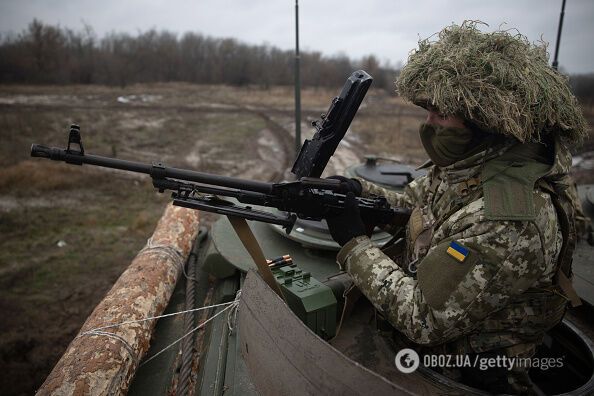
[30,144,274,194]
[29,70,411,233]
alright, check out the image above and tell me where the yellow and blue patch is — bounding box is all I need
[446,241,469,262]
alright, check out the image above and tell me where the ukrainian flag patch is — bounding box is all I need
[446,241,469,262]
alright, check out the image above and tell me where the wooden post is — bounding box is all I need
[37,204,199,396]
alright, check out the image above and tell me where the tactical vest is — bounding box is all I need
[439,175,577,395]
[400,142,579,362]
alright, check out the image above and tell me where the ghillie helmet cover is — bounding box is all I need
[396,21,587,143]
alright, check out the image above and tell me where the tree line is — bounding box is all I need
[0,20,395,90]
[1,20,593,104]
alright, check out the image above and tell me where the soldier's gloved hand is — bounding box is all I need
[327,175,363,196]
[326,192,366,246]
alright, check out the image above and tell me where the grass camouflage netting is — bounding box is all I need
[396,21,588,144]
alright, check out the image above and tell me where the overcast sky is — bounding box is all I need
[1,0,593,74]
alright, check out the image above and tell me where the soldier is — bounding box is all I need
[326,22,588,395]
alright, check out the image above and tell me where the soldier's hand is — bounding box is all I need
[327,175,363,196]
[326,192,366,246]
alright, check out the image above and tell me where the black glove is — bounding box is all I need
[326,192,366,246]
[327,175,363,196]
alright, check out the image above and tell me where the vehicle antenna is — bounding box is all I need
[294,0,302,160]
[552,0,567,70]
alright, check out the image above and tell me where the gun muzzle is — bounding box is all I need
[31,144,57,159]
[30,144,83,164]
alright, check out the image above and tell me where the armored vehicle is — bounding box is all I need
[127,157,594,396]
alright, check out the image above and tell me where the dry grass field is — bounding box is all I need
[0,82,592,395]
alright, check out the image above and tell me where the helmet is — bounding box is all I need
[396,21,588,144]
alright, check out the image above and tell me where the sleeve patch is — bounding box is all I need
[446,241,469,262]
[417,241,478,310]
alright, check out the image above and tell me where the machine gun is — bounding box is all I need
[30,70,410,233]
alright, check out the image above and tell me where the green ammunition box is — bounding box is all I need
[271,264,337,339]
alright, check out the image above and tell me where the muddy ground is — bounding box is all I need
[0,83,592,395]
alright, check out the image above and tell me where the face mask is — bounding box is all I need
[419,123,475,167]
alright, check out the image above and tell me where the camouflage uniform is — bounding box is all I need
[336,139,577,394]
